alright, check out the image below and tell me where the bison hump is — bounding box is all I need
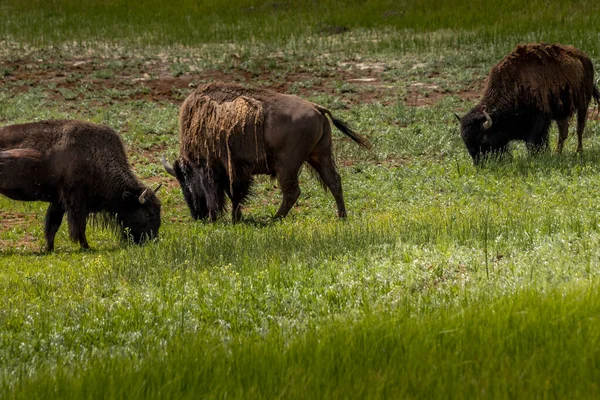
[180,92,267,184]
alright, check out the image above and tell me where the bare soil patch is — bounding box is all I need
[0,211,40,251]
[1,56,480,106]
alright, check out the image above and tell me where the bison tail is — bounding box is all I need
[312,103,372,150]
[330,116,373,150]
[0,148,42,163]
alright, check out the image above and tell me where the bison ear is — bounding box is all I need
[122,190,145,203]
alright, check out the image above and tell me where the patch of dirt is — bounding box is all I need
[1,56,481,107]
[405,83,482,107]
[0,211,31,229]
[0,212,40,251]
[589,108,600,121]
[144,174,180,190]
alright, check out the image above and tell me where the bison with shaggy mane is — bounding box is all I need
[0,120,161,251]
[456,43,600,164]
[163,82,371,222]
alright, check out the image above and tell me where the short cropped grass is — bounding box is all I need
[2,1,600,398]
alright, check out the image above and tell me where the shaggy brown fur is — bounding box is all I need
[166,82,371,222]
[458,43,599,164]
[482,43,593,117]
[0,120,161,251]
[180,88,266,190]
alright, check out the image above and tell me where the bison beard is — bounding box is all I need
[0,120,162,251]
[456,43,600,164]
[164,82,371,222]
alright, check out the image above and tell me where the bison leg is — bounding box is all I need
[227,179,252,223]
[273,171,301,220]
[526,116,551,154]
[65,194,90,249]
[231,202,242,223]
[207,182,226,222]
[576,108,587,152]
[308,158,346,218]
[308,122,347,218]
[556,118,569,154]
[44,202,65,252]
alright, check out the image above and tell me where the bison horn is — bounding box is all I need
[138,188,149,204]
[162,156,176,177]
[482,110,493,130]
[154,183,163,193]
[454,113,461,123]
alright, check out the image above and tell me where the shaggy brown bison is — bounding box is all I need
[162,82,371,222]
[0,120,161,251]
[456,43,600,164]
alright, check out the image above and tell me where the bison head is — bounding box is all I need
[118,186,162,243]
[456,108,509,165]
[162,156,210,220]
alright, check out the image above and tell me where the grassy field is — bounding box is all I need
[2,1,600,398]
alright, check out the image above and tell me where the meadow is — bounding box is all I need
[1,0,600,398]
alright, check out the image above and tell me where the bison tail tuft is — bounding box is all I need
[331,115,373,150]
[329,116,372,150]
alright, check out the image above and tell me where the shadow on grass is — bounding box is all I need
[239,215,279,228]
[0,244,129,257]
[475,147,600,177]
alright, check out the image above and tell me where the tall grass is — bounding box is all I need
[5,282,600,399]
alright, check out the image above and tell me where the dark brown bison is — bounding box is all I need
[0,120,161,251]
[456,43,600,164]
[162,82,371,222]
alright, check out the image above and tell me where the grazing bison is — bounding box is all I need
[456,43,600,164]
[0,120,161,251]
[162,82,371,222]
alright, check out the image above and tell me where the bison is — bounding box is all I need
[0,120,161,251]
[456,43,600,164]
[162,82,371,222]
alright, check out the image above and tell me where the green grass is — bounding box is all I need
[2,0,600,61]
[2,0,600,398]
[7,283,600,399]
[3,0,600,52]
